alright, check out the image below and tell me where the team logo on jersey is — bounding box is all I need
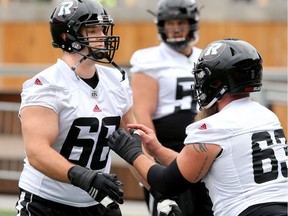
[34,78,43,85]
[93,104,102,112]
[198,123,207,130]
[202,42,226,61]
[91,90,98,99]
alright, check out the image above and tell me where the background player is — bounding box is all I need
[108,38,288,216]
[15,0,131,215]
[130,0,213,215]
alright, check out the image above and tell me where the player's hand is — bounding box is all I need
[150,188,182,216]
[126,123,163,158]
[108,128,143,165]
[68,165,124,208]
[157,199,182,216]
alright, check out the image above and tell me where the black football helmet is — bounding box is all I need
[192,38,263,110]
[156,0,199,50]
[49,0,119,64]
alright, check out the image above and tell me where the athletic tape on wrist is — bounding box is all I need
[100,196,114,207]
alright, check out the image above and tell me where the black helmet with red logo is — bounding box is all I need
[49,0,119,63]
[192,38,263,109]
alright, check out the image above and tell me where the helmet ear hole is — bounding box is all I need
[67,33,76,41]
[61,33,68,41]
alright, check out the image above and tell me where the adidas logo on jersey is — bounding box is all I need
[34,78,42,85]
[199,123,207,130]
[93,104,102,112]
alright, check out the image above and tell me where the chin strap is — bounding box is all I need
[71,52,126,82]
[71,56,87,79]
[111,61,126,82]
[105,55,126,82]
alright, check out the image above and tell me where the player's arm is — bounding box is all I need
[121,72,158,179]
[130,72,157,133]
[131,73,169,161]
[108,128,222,197]
[135,143,220,197]
[120,107,151,189]
[121,107,183,215]
[127,123,178,166]
[131,74,179,166]
[21,106,73,183]
[21,106,124,205]
[129,123,221,184]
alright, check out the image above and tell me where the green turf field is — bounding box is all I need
[0,211,15,216]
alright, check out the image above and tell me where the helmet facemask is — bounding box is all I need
[66,14,119,64]
[192,66,227,110]
[155,0,200,51]
[74,22,119,63]
[157,19,199,51]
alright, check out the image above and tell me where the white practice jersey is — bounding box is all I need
[184,97,288,216]
[130,42,202,120]
[19,59,132,207]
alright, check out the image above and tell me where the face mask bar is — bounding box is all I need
[192,65,219,109]
[75,22,119,64]
[69,18,125,81]
[77,35,120,63]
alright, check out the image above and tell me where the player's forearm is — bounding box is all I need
[133,115,156,161]
[153,145,178,166]
[134,113,156,132]
[127,164,151,190]
[133,154,155,182]
[27,145,74,183]
[133,155,190,198]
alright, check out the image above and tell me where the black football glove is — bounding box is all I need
[68,165,124,209]
[150,188,182,216]
[108,128,143,165]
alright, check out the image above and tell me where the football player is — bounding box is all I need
[109,38,288,216]
[130,0,213,215]
[16,0,130,215]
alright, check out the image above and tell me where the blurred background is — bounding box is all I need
[0,0,287,212]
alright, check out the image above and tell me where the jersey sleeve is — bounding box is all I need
[20,76,63,114]
[130,46,164,77]
[184,114,236,148]
[130,49,152,74]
